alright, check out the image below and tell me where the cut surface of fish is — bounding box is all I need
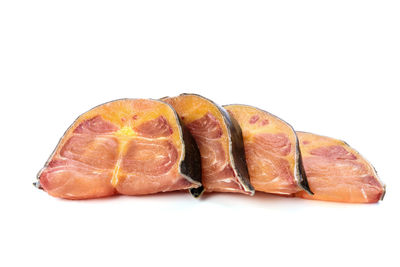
[36,99,202,199]
[296,132,385,203]
[162,94,254,195]
[224,104,311,195]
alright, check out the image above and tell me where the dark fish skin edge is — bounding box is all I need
[380,185,386,200]
[219,106,254,194]
[296,145,313,195]
[178,120,204,197]
[190,186,204,198]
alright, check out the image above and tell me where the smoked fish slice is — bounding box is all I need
[296,131,385,203]
[224,104,311,195]
[162,94,254,196]
[35,99,202,199]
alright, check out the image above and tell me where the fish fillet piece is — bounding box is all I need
[162,94,254,196]
[36,99,202,199]
[296,132,385,203]
[224,104,311,195]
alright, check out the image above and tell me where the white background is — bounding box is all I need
[1,1,399,266]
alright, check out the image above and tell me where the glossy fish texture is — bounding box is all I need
[36,99,202,199]
[224,104,311,195]
[296,132,385,203]
[162,94,254,196]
